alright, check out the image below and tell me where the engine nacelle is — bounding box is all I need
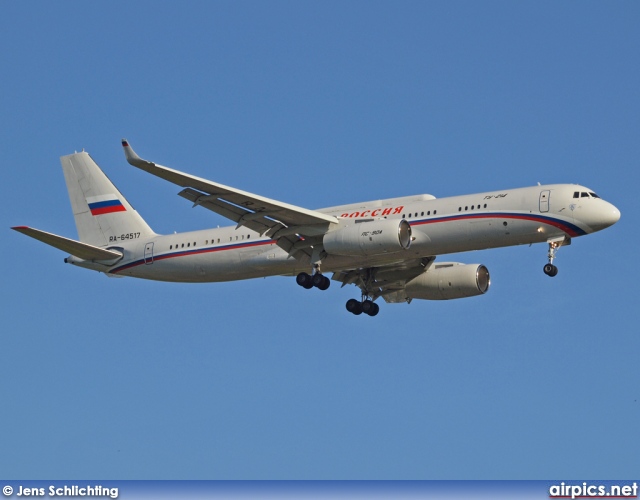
[405,263,490,300]
[323,219,412,257]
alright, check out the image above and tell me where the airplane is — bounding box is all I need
[12,140,620,316]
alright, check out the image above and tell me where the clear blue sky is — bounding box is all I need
[1,1,638,479]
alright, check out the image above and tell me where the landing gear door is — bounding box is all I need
[144,242,154,264]
[539,190,550,213]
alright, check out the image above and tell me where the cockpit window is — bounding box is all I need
[589,192,600,198]
[573,192,580,198]
[581,192,589,198]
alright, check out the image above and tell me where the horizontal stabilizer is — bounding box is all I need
[11,226,123,261]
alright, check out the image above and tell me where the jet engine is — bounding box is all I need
[323,219,412,257]
[405,263,490,300]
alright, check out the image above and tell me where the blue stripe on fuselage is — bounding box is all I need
[109,239,275,274]
[409,212,586,237]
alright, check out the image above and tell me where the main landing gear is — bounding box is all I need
[345,297,380,317]
[296,271,330,290]
[543,239,561,277]
[344,267,381,317]
[296,269,380,317]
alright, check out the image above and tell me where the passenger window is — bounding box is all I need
[247,235,250,239]
[187,243,190,247]
[181,244,184,248]
[434,210,437,215]
[421,212,424,216]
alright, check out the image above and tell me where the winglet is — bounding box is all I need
[121,138,145,166]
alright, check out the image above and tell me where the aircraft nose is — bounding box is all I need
[611,205,621,225]
[595,201,621,230]
[608,204,621,226]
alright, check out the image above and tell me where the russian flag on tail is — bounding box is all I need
[87,195,127,216]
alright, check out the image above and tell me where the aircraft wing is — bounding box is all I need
[11,226,123,262]
[122,140,338,255]
[332,257,436,301]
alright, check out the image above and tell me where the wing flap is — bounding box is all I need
[12,226,123,261]
[332,257,435,300]
[178,187,283,235]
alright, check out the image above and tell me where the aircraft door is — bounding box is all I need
[539,190,550,213]
[144,242,154,264]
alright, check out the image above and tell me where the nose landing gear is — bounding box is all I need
[543,236,570,277]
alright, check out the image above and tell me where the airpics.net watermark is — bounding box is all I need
[2,485,117,499]
[549,482,638,499]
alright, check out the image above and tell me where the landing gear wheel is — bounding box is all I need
[346,298,363,315]
[296,272,313,289]
[312,273,330,290]
[370,303,380,316]
[543,264,558,277]
[320,276,330,290]
[362,300,380,316]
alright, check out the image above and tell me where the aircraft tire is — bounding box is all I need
[367,302,380,316]
[316,275,330,290]
[362,300,375,315]
[543,264,558,277]
[312,273,325,288]
[346,298,363,315]
[296,272,313,289]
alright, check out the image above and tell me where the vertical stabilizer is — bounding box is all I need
[61,152,156,246]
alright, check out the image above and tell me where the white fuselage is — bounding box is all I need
[69,183,620,282]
